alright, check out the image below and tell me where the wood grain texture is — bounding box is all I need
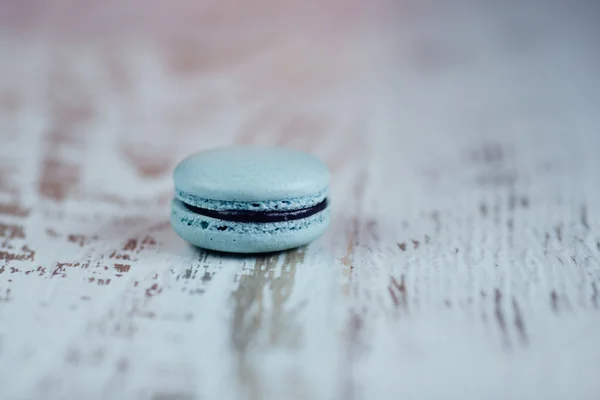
[1,1,600,399]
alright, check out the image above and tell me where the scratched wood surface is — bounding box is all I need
[1,1,600,399]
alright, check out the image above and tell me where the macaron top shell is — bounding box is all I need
[174,146,330,202]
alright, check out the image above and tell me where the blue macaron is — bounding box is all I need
[170,146,331,253]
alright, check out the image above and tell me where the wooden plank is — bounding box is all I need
[1,1,600,399]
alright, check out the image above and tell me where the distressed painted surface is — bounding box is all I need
[1,1,600,399]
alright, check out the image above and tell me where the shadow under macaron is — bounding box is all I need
[186,243,308,260]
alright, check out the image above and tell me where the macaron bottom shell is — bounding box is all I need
[170,199,330,253]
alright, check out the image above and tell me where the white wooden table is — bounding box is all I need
[1,1,600,399]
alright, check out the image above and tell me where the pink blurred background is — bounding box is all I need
[0,0,395,41]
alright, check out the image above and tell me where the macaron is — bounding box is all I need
[170,146,331,253]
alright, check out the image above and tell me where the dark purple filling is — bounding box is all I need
[183,198,328,223]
